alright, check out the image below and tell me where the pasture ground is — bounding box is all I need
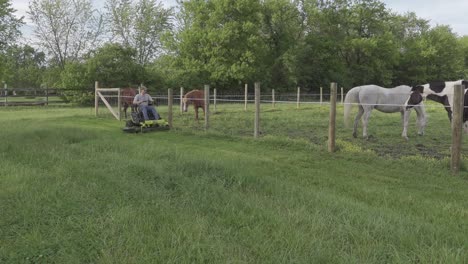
[1,104,467,263]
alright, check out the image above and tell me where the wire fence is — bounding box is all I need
[98,86,468,170]
[3,86,461,112]
[3,86,466,166]
[97,91,462,110]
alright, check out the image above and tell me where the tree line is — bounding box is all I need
[1,0,468,104]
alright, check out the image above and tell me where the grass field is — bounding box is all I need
[1,103,467,263]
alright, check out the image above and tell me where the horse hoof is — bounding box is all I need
[353,132,357,138]
[403,136,409,141]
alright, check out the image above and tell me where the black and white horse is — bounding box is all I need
[412,80,468,132]
[344,85,426,140]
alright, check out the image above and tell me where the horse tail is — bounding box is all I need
[344,87,360,128]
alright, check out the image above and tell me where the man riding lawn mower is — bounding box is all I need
[122,87,169,133]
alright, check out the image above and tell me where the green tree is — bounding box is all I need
[2,44,45,88]
[458,36,468,78]
[106,0,173,66]
[419,26,464,81]
[86,43,145,88]
[58,44,145,104]
[297,0,401,88]
[394,25,464,84]
[145,54,176,89]
[61,62,90,90]
[60,62,94,104]
[388,12,430,85]
[171,0,267,89]
[261,0,303,89]
[0,0,24,82]
[339,0,399,86]
[295,0,347,90]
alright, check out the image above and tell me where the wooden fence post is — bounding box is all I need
[328,82,337,153]
[180,87,184,113]
[95,81,99,116]
[244,83,248,111]
[254,82,260,138]
[204,85,210,130]
[451,84,464,174]
[168,88,173,129]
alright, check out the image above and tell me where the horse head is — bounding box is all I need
[462,80,468,88]
[405,85,424,110]
[182,95,190,112]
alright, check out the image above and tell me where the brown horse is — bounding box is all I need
[121,88,137,119]
[183,89,205,120]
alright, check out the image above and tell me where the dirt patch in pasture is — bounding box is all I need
[365,141,448,160]
[285,129,326,145]
[413,143,448,160]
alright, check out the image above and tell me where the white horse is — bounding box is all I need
[344,85,426,140]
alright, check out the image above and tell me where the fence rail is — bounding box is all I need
[1,88,95,106]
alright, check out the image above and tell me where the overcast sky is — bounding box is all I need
[9,0,468,37]
[384,0,468,36]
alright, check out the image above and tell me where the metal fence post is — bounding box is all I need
[204,85,210,130]
[297,86,300,109]
[180,87,184,113]
[320,87,323,106]
[168,88,173,129]
[45,85,49,106]
[95,81,99,116]
[328,82,337,153]
[213,88,217,112]
[4,82,7,107]
[254,82,260,138]
[244,83,248,111]
[272,89,275,109]
[117,88,121,121]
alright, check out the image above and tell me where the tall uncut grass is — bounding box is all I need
[0,104,467,263]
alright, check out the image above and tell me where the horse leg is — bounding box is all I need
[401,110,410,140]
[123,104,128,119]
[353,106,364,138]
[414,105,426,136]
[195,106,199,121]
[361,108,372,139]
